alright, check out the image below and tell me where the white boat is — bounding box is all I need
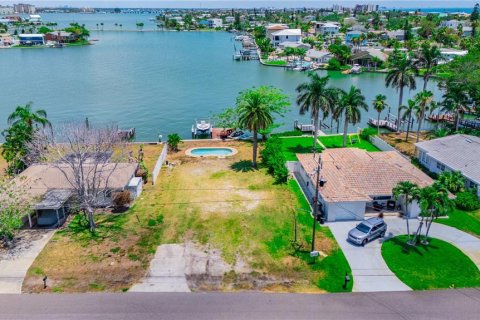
[350,64,362,74]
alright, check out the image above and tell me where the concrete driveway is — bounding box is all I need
[0,230,55,294]
[328,217,480,292]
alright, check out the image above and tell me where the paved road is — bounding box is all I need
[0,289,479,320]
[328,218,480,292]
[0,230,54,294]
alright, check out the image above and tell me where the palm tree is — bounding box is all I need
[393,181,420,240]
[237,92,273,169]
[414,91,433,142]
[437,171,465,193]
[416,42,442,91]
[442,82,469,131]
[373,94,388,135]
[296,73,337,153]
[7,102,50,130]
[400,99,416,142]
[413,183,451,246]
[334,86,368,147]
[385,54,417,132]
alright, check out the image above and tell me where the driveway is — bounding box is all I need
[0,230,55,294]
[328,217,480,292]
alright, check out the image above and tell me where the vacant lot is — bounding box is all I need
[24,140,351,293]
[381,132,430,157]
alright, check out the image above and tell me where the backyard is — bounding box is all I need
[23,140,352,293]
[382,236,480,290]
[319,135,380,152]
[380,132,430,157]
[279,136,316,161]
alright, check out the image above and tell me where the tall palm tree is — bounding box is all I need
[416,42,442,91]
[237,92,273,169]
[400,99,416,142]
[393,181,420,240]
[334,86,368,147]
[414,91,433,142]
[385,54,417,132]
[442,82,469,131]
[296,73,337,153]
[373,94,388,135]
[7,102,50,130]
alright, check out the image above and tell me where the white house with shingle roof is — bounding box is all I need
[415,134,480,197]
[294,148,433,222]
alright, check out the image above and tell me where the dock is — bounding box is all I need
[368,118,398,132]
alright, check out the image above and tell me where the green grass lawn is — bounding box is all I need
[435,208,480,237]
[264,60,287,66]
[288,179,353,292]
[319,135,380,152]
[279,137,318,161]
[382,235,480,290]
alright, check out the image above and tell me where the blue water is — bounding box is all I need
[190,148,234,156]
[0,13,443,140]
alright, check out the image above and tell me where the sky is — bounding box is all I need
[1,0,477,8]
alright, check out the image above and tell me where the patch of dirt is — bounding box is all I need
[0,230,50,259]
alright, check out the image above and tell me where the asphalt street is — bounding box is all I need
[0,289,479,320]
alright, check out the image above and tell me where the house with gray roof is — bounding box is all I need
[415,134,480,197]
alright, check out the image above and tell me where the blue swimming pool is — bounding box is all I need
[188,147,237,157]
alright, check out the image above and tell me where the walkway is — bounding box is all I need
[1,289,479,320]
[0,230,55,294]
[328,218,480,292]
[129,244,191,292]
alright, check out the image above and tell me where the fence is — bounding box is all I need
[151,143,168,185]
[369,135,396,152]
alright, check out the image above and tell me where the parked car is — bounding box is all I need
[347,217,387,246]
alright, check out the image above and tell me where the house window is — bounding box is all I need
[286,35,289,39]
[436,162,445,171]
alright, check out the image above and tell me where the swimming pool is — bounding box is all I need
[186,147,238,157]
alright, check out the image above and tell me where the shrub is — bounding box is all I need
[112,190,131,208]
[327,58,341,70]
[359,127,377,140]
[455,190,480,211]
[167,133,182,152]
[136,161,149,183]
[261,136,288,183]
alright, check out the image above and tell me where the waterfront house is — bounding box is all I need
[44,31,79,43]
[207,18,222,28]
[15,162,142,228]
[345,31,366,46]
[415,134,480,197]
[279,41,311,50]
[350,48,387,67]
[266,23,289,39]
[439,48,468,62]
[270,28,302,47]
[18,34,44,46]
[314,22,340,36]
[292,149,433,222]
[0,33,14,46]
[306,49,333,63]
[28,14,41,24]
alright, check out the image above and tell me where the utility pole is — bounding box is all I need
[311,156,323,253]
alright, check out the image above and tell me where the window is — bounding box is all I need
[436,162,445,171]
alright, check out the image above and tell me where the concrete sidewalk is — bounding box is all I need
[0,230,55,294]
[129,244,191,292]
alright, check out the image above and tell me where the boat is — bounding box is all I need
[350,64,363,74]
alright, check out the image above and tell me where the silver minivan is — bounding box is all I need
[348,217,387,246]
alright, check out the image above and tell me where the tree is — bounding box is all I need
[414,90,434,142]
[437,171,465,194]
[334,86,368,147]
[237,87,289,168]
[385,53,417,131]
[470,3,479,37]
[412,183,451,246]
[296,73,338,152]
[441,81,469,131]
[416,42,442,91]
[392,181,420,240]
[2,103,50,174]
[0,178,33,245]
[373,94,388,135]
[26,123,129,233]
[167,133,182,152]
[400,99,416,142]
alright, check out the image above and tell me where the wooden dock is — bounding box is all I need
[368,118,398,132]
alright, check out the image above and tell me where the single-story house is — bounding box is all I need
[439,48,468,62]
[15,162,142,227]
[349,48,387,67]
[306,49,333,63]
[294,149,433,222]
[18,33,44,45]
[385,29,405,41]
[44,31,79,43]
[278,41,311,50]
[270,28,302,47]
[415,134,480,197]
[0,33,14,46]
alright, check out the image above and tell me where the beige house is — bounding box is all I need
[294,149,433,222]
[15,162,140,227]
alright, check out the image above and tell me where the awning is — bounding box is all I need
[34,189,73,210]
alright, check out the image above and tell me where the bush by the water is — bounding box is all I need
[360,127,377,140]
[455,190,480,211]
[261,136,288,183]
